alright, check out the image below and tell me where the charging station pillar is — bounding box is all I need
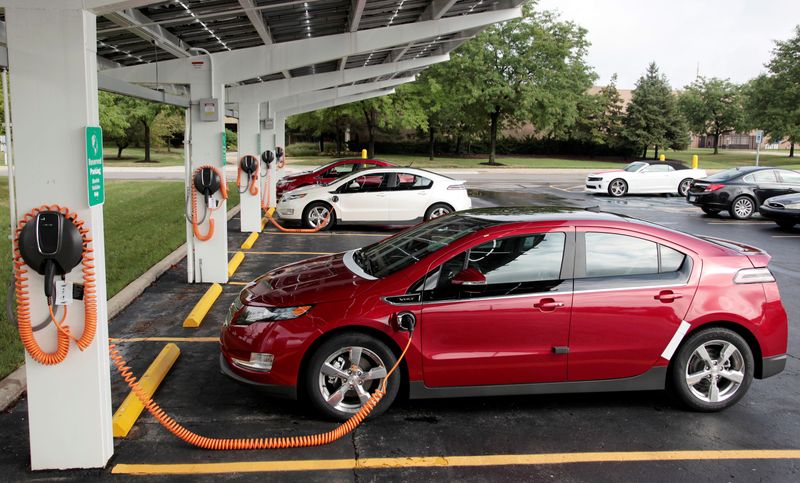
[274,111,287,204]
[259,102,278,209]
[186,60,229,283]
[236,101,262,232]
[4,3,114,469]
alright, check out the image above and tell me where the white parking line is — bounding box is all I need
[773,235,800,238]
[707,221,774,225]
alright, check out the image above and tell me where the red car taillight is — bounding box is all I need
[706,184,725,192]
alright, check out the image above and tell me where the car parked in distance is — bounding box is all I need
[759,193,800,229]
[276,167,471,229]
[585,161,707,197]
[220,207,787,420]
[276,158,394,198]
[687,166,800,219]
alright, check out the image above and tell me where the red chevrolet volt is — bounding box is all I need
[220,207,787,420]
[276,158,394,198]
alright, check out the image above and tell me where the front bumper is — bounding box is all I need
[276,199,304,221]
[219,354,297,399]
[759,354,787,379]
[758,204,800,224]
[584,178,608,193]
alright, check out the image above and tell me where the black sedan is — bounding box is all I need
[759,193,800,229]
[687,166,800,219]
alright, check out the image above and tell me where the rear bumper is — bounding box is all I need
[219,354,297,399]
[759,354,787,379]
[687,191,728,210]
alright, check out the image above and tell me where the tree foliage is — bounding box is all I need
[623,62,688,158]
[572,74,626,148]
[679,77,744,154]
[743,25,800,157]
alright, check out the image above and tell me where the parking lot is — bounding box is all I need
[1,180,798,481]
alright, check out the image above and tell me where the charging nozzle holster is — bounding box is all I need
[261,150,275,166]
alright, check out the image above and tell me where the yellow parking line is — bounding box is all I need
[110,337,219,343]
[112,449,800,475]
[183,283,223,328]
[241,232,259,249]
[227,281,249,286]
[112,343,180,438]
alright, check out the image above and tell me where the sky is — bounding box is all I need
[536,0,800,90]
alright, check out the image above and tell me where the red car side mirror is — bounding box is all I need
[451,267,486,286]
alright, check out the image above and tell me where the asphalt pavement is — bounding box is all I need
[0,178,798,481]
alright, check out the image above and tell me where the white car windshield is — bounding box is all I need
[352,215,495,278]
[624,162,647,172]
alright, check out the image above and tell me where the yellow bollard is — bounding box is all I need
[659,154,666,161]
[692,154,699,169]
[361,149,368,159]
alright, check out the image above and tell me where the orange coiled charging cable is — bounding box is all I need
[109,332,413,449]
[13,205,97,365]
[191,165,228,241]
[236,159,259,196]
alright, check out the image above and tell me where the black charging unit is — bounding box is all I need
[18,211,83,300]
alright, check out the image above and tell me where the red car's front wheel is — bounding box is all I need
[304,333,400,421]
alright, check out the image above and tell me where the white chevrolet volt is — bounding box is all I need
[276,167,472,228]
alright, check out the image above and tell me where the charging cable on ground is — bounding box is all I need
[110,325,413,449]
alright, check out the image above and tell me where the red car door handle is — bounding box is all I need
[534,298,564,311]
[654,291,682,302]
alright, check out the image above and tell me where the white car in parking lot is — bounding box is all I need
[277,167,472,228]
[585,161,708,197]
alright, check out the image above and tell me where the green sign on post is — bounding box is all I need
[221,130,227,165]
[85,126,104,207]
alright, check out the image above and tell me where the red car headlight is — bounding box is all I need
[233,305,312,326]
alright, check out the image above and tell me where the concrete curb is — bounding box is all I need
[0,204,242,411]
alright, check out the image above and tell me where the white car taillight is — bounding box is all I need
[448,183,466,190]
[733,267,775,284]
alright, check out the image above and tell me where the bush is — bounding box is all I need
[225,128,237,151]
[285,142,319,157]
[373,136,640,159]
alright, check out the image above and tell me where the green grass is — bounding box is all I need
[288,148,800,170]
[102,147,184,167]
[0,179,240,380]
[646,147,800,170]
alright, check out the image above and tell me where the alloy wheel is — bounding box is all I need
[430,206,451,219]
[679,179,692,197]
[318,346,387,414]
[685,340,745,403]
[609,179,626,197]
[307,205,330,228]
[733,198,754,219]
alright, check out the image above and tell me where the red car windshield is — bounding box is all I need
[354,215,495,278]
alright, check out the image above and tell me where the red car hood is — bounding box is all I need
[244,253,371,306]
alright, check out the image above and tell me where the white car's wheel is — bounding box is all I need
[425,203,453,221]
[302,202,335,230]
[678,178,693,197]
[608,178,628,197]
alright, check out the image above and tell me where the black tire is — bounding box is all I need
[607,178,628,197]
[776,221,796,230]
[304,333,400,421]
[701,207,721,216]
[302,202,335,230]
[669,327,754,412]
[678,178,693,197]
[424,203,454,221]
[729,195,755,220]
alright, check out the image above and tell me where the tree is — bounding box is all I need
[679,77,744,154]
[99,92,132,158]
[349,93,426,158]
[744,26,800,157]
[451,3,595,164]
[623,62,688,158]
[572,74,626,147]
[151,106,184,152]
